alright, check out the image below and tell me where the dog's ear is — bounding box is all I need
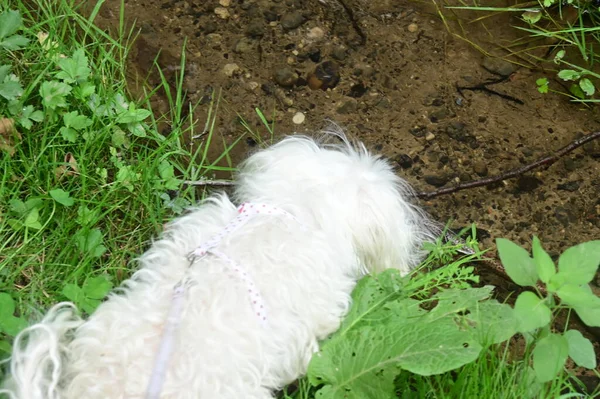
[350,169,430,276]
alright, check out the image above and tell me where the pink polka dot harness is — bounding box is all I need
[146,202,304,399]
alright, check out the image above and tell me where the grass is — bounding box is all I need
[0,0,240,355]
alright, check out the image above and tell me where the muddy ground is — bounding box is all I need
[90,0,600,381]
[93,0,600,265]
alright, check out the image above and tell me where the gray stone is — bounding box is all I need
[473,161,488,177]
[273,67,298,87]
[482,57,516,77]
[281,11,306,30]
[336,98,358,114]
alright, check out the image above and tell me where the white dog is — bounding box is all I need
[1,131,433,399]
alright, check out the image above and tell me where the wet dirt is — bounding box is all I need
[90,0,600,385]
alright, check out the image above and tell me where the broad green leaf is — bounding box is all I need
[0,293,16,316]
[569,84,585,99]
[80,298,102,314]
[310,319,481,399]
[557,285,600,327]
[513,291,551,332]
[0,34,29,50]
[40,81,72,109]
[579,78,595,96]
[82,276,112,300]
[9,198,26,215]
[558,69,581,81]
[0,315,28,336]
[63,111,92,130]
[0,340,12,353]
[62,283,84,304]
[531,236,555,284]
[496,238,538,287]
[0,79,24,100]
[426,286,494,321]
[0,65,10,80]
[59,126,78,142]
[49,188,74,207]
[532,333,568,382]
[466,300,517,345]
[557,241,600,285]
[564,329,597,369]
[0,10,23,39]
[24,208,42,230]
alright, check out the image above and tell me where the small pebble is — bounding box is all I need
[292,112,305,124]
[219,0,231,6]
[425,132,435,141]
[222,63,240,77]
[274,67,298,88]
[214,7,230,19]
[281,11,306,30]
[307,27,325,40]
[407,23,419,33]
[473,161,488,177]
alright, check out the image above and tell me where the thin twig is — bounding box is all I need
[417,130,600,200]
[182,179,234,187]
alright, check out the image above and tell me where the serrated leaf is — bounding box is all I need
[532,236,555,284]
[49,188,74,207]
[0,10,23,39]
[426,286,494,321]
[558,69,581,81]
[82,276,112,300]
[0,79,24,100]
[496,238,538,287]
[24,208,42,230]
[40,81,72,109]
[76,205,98,226]
[56,48,91,83]
[63,111,92,130]
[59,126,78,142]
[62,283,84,303]
[74,82,95,98]
[0,65,10,81]
[0,34,30,50]
[533,333,568,382]
[579,78,595,96]
[514,291,551,332]
[564,329,597,369]
[557,241,600,285]
[116,107,151,124]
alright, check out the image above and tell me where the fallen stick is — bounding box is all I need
[417,130,600,200]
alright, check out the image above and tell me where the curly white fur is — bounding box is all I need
[1,131,433,399]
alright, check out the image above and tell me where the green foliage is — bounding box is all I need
[62,275,113,314]
[0,1,237,357]
[0,10,29,51]
[496,237,600,383]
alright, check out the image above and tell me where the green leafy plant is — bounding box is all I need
[0,293,28,354]
[496,237,599,384]
[62,275,113,314]
[0,9,29,51]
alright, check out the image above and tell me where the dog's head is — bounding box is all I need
[235,130,432,276]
